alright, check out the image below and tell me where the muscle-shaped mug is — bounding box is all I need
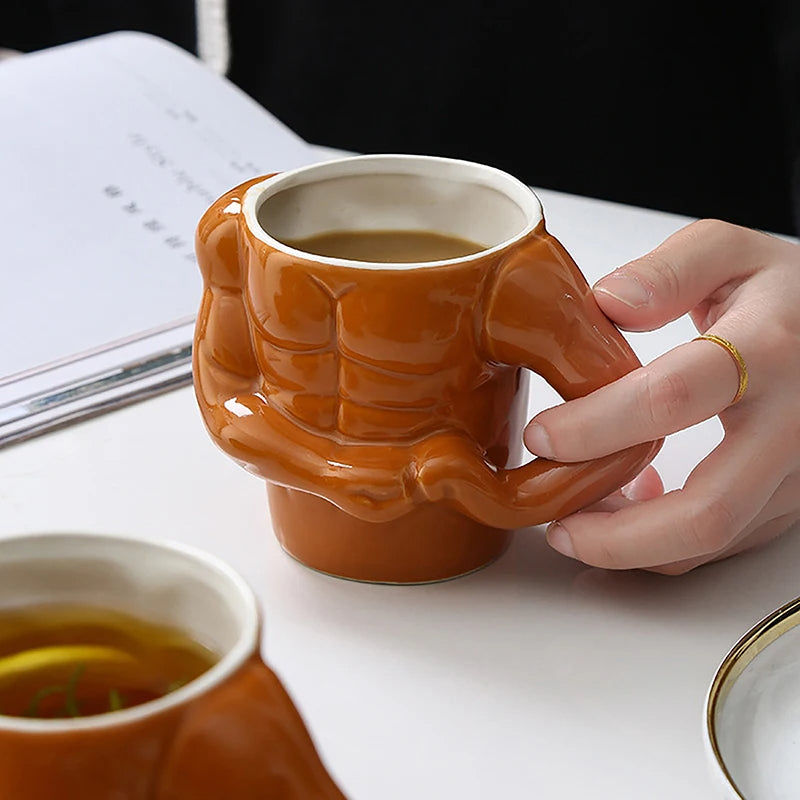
[193,155,661,583]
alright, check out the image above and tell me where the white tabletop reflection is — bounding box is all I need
[2,176,797,799]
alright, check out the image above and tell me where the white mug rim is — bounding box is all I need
[241,153,543,270]
[0,531,259,733]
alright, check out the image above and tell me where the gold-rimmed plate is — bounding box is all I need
[705,595,800,799]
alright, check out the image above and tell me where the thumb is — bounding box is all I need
[592,219,761,332]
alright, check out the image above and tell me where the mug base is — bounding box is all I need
[267,485,514,584]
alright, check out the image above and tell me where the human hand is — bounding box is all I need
[523,219,800,574]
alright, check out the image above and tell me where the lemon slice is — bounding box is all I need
[0,645,134,687]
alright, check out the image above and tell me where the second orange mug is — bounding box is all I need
[0,532,345,799]
[193,154,661,583]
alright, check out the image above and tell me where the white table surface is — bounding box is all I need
[2,174,797,799]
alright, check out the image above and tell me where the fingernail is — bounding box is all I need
[594,273,652,308]
[546,522,576,559]
[524,422,554,458]
[621,476,646,501]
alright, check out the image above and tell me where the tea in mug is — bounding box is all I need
[282,229,485,262]
[0,604,218,719]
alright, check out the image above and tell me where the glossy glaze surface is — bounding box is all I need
[0,532,346,799]
[0,655,346,799]
[193,161,661,582]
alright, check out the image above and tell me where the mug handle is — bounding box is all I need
[193,175,273,389]
[156,656,347,800]
[412,226,662,529]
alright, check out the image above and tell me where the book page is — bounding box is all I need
[0,31,319,379]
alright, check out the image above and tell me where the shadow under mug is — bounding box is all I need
[193,154,661,584]
[0,532,346,800]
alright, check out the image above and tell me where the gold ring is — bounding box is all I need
[694,333,749,404]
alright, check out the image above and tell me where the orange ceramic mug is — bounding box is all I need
[0,532,346,800]
[193,154,661,584]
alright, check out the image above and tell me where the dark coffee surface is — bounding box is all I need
[283,229,484,262]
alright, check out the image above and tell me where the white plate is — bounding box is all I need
[706,595,800,799]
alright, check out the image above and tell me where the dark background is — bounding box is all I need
[5,0,799,237]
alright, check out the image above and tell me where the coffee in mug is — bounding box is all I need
[282,229,484,262]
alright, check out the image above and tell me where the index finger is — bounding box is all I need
[592,219,775,332]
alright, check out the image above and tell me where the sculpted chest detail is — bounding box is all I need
[244,249,494,439]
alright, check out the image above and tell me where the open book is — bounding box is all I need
[0,31,323,447]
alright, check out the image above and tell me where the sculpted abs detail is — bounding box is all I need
[193,177,661,528]
[244,243,508,443]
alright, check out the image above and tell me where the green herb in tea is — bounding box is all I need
[0,604,218,719]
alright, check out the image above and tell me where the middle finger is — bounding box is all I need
[525,337,743,462]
